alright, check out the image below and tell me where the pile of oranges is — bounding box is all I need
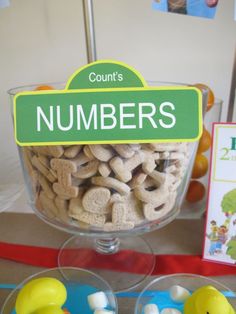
[185,84,215,203]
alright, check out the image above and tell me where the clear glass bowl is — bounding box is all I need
[1,267,118,314]
[135,273,236,314]
[8,82,207,291]
[8,82,204,237]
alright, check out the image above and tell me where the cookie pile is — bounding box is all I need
[22,143,189,231]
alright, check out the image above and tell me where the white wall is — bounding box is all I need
[0,0,235,212]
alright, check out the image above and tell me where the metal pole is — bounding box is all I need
[82,0,97,63]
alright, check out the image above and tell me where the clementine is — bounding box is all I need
[35,85,54,91]
[192,153,209,178]
[194,83,215,111]
[186,180,206,203]
[197,126,212,153]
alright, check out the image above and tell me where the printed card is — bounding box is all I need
[203,123,236,265]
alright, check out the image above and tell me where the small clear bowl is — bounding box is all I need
[135,273,236,314]
[1,267,118,314]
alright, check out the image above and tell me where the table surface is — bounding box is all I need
[0,213,235,313]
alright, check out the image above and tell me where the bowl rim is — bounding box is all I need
[1,266,118,314]
[134,272,236,314]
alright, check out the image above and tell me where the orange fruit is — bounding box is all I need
[186,180,206,203]
[192,153,209,178]
[194,83,215,111]
[34,85,54,91]
[197,126,212,153]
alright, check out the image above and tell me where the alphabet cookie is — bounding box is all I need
[92,176,130,195]
[82,187,111,214]
[64,145,82,158]
[134,177,169,206]
[51,159,79,199]
[104,202,135,231]
[69,197,106,227]
[89,145,114,161]
[73,160,99,179]
[143,192,177,221]
[39,191,58,218]
[111,144,135,159]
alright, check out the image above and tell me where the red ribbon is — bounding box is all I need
[0,242,235,276]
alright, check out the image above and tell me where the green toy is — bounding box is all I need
[184,285,235,314]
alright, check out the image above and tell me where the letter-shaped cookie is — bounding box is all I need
[38,191,58,218]
[37,172,56,200]
[134,178,168,206]
[109,152,143,183]
[64,145,82,158]
[73,160,99,179]
[147,143,187,152]
[82,187,111,214]
[55,196,69,223]
[98,162,111,177]
[92,176,130,195]
[32,145,64,158]
[51,159,78,199]
[109,157,132,182]
[69,198,106,227]
[143,192,176,221]
[111,144,135,159]
[104,202,134,231]
[89,145,114,162]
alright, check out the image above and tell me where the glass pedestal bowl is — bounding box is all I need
[1,267,118,314]
[8,82,207,292]
[135,273,236,314]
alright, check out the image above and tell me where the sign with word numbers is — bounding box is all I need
[14,60,202,146]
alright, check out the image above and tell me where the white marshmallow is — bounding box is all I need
[87,291,108,310]
[144,303,159,314]
[170,285,190,302]
[94,310,114,314]
[160,309,182,314]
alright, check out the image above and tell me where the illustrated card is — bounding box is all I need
[203,123,236,265]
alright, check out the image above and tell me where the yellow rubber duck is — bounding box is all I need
[15,277,67,314]
[184,285,235,314]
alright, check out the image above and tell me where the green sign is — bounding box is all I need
[14,60,202,146]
